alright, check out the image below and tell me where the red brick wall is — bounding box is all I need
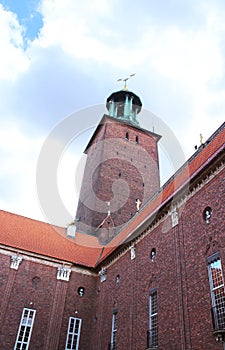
[59,270,98,350]
[93,166,225,349]
[0,254,9,307]
[0,257,97,350]
[0,258,56,349]
[179,168,225,350]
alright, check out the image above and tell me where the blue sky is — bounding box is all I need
[1,0,43,42]
[0,0,225,226]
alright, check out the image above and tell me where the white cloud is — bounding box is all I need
[32,0,225,96]
[0,4,30,80]
[0,124,44,220]
[57,146,86,225]
[33,0,143,68]
[137,10,225,157]
[147,28,222,84]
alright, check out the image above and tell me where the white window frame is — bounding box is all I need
[110,310,117,350]
[208,253,225,329]
[149,289,158,348]
[65,317,82,350]
[14,308,36,350]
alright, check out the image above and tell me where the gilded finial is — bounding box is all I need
[200,133,203,145]
[117,73,135,90]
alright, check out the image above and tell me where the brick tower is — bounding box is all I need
[75,88,161,243]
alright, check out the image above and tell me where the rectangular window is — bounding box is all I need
[14,308,36,350]
[208,254,225,330]
[65,317,82,350]
[110,310,117,350]
[148,289,158,348]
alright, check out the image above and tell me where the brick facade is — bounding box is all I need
[0,107,224,349]
[1,165,224,349]
[92,165,225,350]
[0,253,97,350]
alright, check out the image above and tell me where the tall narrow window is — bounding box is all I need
[110,310,117,350]
[208,253,225,330]
[148,288,158,348]
[136,135,139,144]
[125,132,129,140]
[14,308,36,350]
[65,317,82,350]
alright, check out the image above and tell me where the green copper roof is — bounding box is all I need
[106,90,142,126]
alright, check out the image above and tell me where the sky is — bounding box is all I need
[0,0,225,227]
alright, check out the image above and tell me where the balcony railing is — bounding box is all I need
[147,330,158,349]
[212,306,225,330]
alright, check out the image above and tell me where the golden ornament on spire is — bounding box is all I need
[117,73,135,90]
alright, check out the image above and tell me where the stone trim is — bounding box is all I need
[57,266,71,281]
[10,255,22,270]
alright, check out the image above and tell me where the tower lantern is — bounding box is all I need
[106,90,142,126]
[106,73,142,126]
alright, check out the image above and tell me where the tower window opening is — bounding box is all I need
[136,136,139,144]
[125,132,129,140]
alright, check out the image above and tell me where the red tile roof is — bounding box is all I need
[0,210,102,267]
[0,123,224,268]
